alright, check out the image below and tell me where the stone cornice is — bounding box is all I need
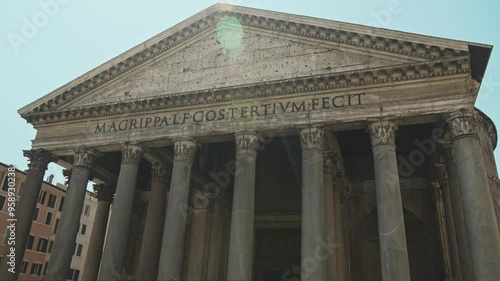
[20,4,471,123]
[23,57,470,126]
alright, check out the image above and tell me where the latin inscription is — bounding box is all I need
[95,93,365,133]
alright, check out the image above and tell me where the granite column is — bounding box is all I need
[98,143,144,281]
[299,126,327,281]
[447,109,500,281]
[157,139,198,281]
[368,120,411,281]
[0,149,54,281]
[45,148,99,281]
[81,184,114,281]
[226,132,260,281]
[136,162,170,281]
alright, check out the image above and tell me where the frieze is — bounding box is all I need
[93,93,365,134]
[23,57,469,125]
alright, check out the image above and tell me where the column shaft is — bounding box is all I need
[435,162,463,281]
[45,148,99,281]
[333,179,346,281]
[206,197,230,280]
[157,139,198,280]
[81,184,113,281]
[186,192,212,280]
[323,154,336,281]
[432,182,453,279]
[227,132,260,281]
[136,162,169,281]
[299,126,327,281]
[0,150,53,281]
[98,143,144,281]
[368,120,411,281]
[448,110,500,281]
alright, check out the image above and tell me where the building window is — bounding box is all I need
[47,194,57,208]
[33,207,40,221]
[54,218,59,234]
[43,261,49,275]
[37,190,46,205]
[83,204,91,217]
[58,196,65,212]
[0,195,6,211]
[81,224,87,235]
[20,260,28,274]
[75,244,83,257]
[45,212,53,226]
[36,238,48,253]
[68,269,80,281]
[1,175,9,191]
[30,263,42,276]
[26,235,35,250]
[18,181,25,197]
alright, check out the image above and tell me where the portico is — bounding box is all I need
[3,4,500,281]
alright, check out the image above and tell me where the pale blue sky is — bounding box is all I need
[1,0,499,186]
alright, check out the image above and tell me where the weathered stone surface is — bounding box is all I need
[67,31,409,108]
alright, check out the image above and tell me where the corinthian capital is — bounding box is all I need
[368,120,397,146]
[438,141,455,164]
[23,149,55,172]
[93,184,114,202]
[151,162,169,183]
[299,126,324,150]
[235,131,260,156]
[323,153,334,174]
[192,191,211,210]
[121,142,144,165]
[447,109,478,139]
[74,147,100,168]
[173,139,199,161]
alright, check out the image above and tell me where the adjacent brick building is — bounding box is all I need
[0,163,97,281]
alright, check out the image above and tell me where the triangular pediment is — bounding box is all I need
[63,30,416,109]
[19,3,489,124]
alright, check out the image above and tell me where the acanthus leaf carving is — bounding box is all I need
[368,120,397,146]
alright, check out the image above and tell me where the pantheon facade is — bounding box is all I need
[1,4,500,281]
